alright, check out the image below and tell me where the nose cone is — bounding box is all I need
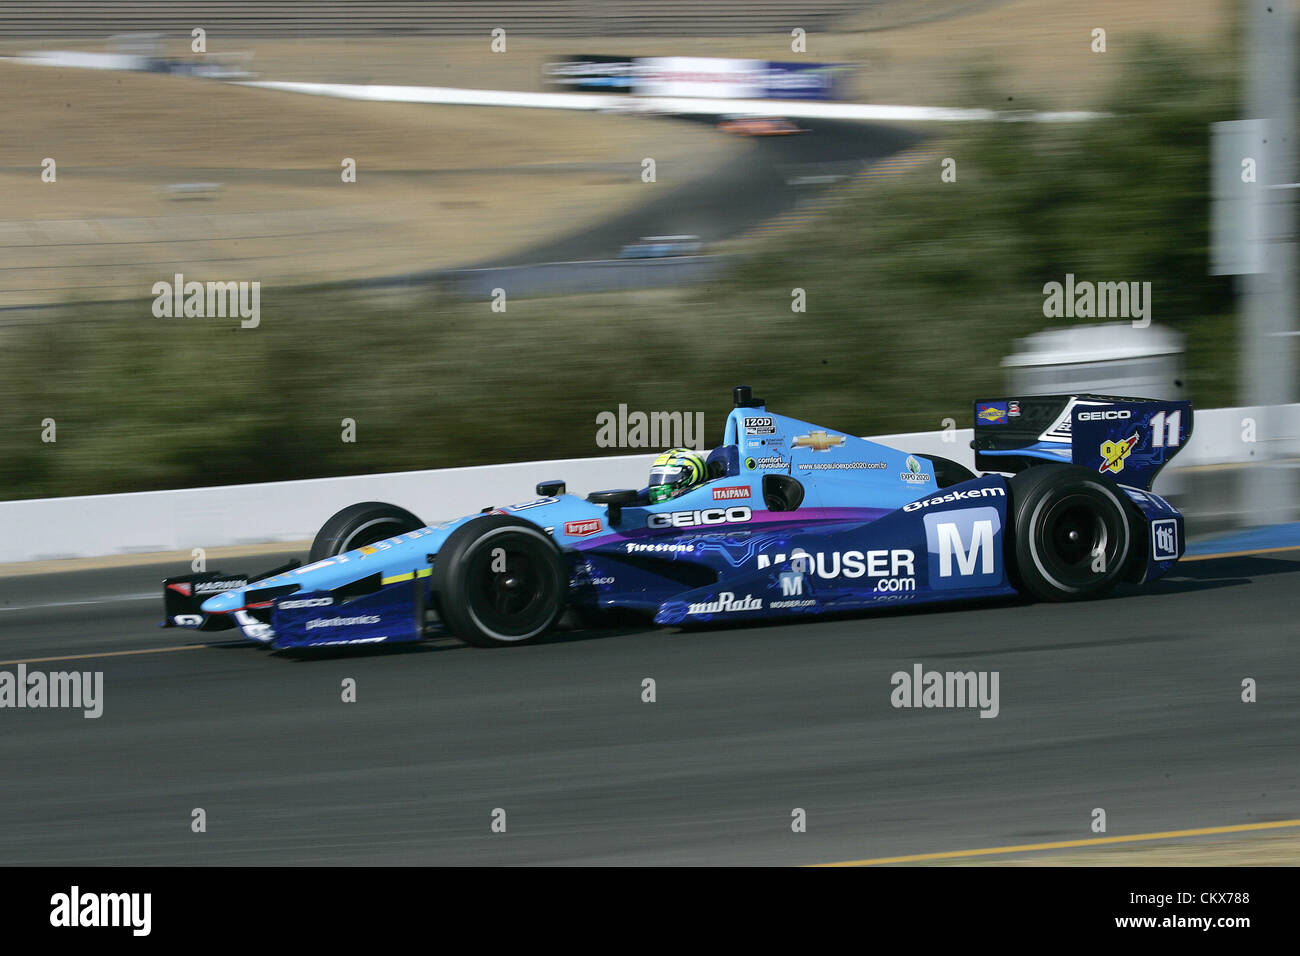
[201,589,245,613]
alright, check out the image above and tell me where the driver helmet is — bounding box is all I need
[647,448,707,504]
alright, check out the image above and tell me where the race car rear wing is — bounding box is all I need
[972,394,1193,490]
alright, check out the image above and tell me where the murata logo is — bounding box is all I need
[564,519,603,537]
[1077,409,1132,421]
[712,485,751,501]
[646,506,751,529]
[686,591,763,615]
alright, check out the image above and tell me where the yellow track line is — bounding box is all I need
[0,644,216,666]
[1181,544,1300,561]
[812,819,1300,866]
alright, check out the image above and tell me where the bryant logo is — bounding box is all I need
[564,519,603,537]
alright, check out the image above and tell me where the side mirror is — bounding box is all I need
[536,480,566,496]
[586,489,640,525]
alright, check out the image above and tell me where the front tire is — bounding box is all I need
[309,501,425,561]
[1009,466,1134,601]
[432,515,567,647]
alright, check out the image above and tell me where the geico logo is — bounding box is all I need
[1077,410,1132,420]
[647,507,751,529]
[903,486,1007,512]
[279,597,334,609]
[757,549,915,579]
[194,579,246,592]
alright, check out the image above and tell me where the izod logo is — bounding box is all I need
[564,519,603,537]
[712,485,751,501]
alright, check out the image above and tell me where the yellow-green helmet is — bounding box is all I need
[647,448,707,503]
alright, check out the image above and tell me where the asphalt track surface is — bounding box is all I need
[0,545,1296,866]
[473,117,925,266]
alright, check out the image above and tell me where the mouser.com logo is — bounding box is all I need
[759,549,916,594]
[686,591,762,615]
[757,549,914,580]
[647,506,751,529]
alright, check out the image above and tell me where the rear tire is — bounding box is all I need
[1009,466,1134,601]
[432,515,567,647]
[309,501,425,561]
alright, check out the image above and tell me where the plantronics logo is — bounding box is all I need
[305,615,382,630]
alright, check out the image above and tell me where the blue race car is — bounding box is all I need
[161,386,1192,650]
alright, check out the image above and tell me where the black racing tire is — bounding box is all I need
[309,501,425,562]
[432,515,567,647]
[1008,465,1135,602]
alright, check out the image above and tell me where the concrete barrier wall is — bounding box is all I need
[0,405,1295,563]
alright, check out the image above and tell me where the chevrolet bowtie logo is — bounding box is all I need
[793,430,845,452]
